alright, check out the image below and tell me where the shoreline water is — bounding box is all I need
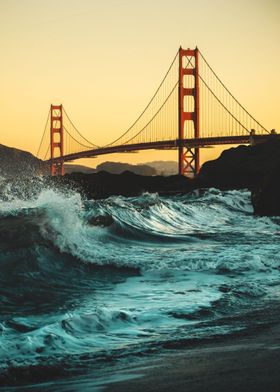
[104,323,280,392]
[6,322,279,392]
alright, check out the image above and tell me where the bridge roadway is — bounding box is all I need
[48,134,277,164]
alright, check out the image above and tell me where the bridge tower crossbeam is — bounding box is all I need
[178,47,200,176]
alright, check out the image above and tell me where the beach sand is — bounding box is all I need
[104,324,280,392]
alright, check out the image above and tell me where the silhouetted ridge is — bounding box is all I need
[0,144,46,177]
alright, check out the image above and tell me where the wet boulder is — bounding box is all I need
[251,165,280,216]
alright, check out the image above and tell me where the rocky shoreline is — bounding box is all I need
[52,139,280,216]
[1,140,280,216]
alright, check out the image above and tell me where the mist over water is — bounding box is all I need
[0,183,280,388]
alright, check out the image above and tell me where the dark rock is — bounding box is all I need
[251,164,280,216]
[0,144,47,177]
[196,139,280,216]
[197,139,280,190]
[49,170,195,199]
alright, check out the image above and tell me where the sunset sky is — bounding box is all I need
[0,0,279,168]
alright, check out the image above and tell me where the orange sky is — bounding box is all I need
[0,0,279,168]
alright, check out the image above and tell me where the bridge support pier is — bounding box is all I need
[178,146,199,177]
[178,47,200,177]
[50,104,64,176]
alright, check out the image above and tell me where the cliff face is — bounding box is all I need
[197,140,280,216]
[0,144,46,177]
[198,140,280,191]
[251,168,280,216]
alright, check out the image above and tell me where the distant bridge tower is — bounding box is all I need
[178,47,200,176]
[50,104,64,176]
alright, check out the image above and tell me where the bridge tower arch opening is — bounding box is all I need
[50,104,64,176]
[178,47,200,176]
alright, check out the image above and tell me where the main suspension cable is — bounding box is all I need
[36,108,50,158]
[199,75,248,133]
[63,107,100,148]
[103,49,180,147]
[199,50,269,133]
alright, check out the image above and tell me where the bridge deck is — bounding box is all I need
[47,134,276,164]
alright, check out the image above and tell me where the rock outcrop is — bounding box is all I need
[197,139,280,216]
[251,164,280,216]
[198,139,280,190]
[0,144,46,177]
[52,171,194,199]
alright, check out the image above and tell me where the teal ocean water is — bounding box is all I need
[0,185,280,389]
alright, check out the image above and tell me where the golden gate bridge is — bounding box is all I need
[36,47,275,176]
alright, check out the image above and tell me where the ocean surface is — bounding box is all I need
[0,182,280,390]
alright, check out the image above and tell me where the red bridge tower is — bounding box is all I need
[50,104,64,176]
[178,47,200,176]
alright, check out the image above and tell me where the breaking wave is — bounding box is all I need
[0,183,280,388]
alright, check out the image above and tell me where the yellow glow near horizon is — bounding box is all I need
[0,0,279,168]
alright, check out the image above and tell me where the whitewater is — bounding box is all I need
[0,184,280,389]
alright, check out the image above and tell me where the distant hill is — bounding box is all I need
[95,161,178,176]
[144,161,178,176]
[0,144,46,177]
[96,162,157,176]
[64,164,96,174]
[0,144,177,177]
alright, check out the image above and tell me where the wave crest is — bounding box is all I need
[0,187,280,272]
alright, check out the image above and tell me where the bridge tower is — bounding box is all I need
[178,47,200,176]
[50,104,64,176]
